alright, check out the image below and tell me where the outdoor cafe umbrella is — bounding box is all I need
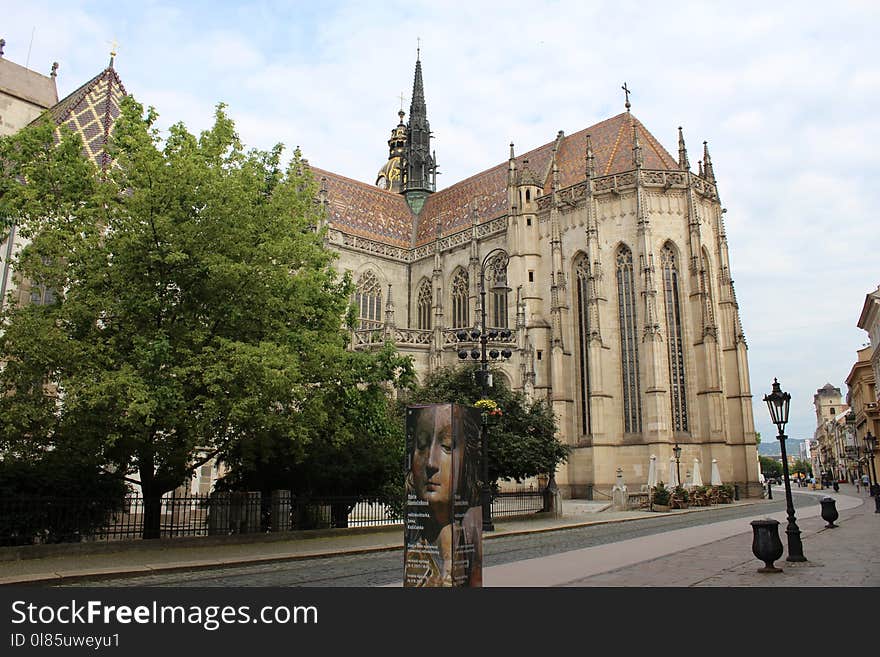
[668,456,679,487]
[710,459,723,486]
[647,455,657,489]
[691,458,703,487]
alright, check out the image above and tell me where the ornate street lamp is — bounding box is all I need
[456,249,513,532]
[672,443,682,487]
[763,378,806,562]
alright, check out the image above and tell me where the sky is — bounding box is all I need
[3,0,879,444]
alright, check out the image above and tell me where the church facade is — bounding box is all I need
[314,56,760,498]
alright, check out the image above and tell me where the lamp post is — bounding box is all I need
[456,249,513,532]
[672,443,682,487]
[763,378,806,562]
[864,431,879,500]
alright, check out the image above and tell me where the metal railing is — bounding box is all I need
[0,488,550,546]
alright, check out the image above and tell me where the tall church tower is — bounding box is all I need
[402,52,437,214]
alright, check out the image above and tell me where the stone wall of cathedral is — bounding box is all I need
[335,168,760,499]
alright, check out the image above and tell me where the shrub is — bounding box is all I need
[651,481,671,506]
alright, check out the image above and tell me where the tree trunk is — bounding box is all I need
[142,493,163,540]
[331,502,353,528]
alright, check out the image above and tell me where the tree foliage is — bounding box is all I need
[759,456,782,478]
[405,365,569,486]
[217,343,412,503]
[791,459,812,477]
[0,97,410,537]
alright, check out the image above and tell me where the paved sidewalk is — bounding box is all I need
[0,485,874,586]
[485,485,877,586]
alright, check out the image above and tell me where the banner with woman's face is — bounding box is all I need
[404,403,482,587]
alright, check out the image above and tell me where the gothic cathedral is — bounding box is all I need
[0,46,760,498]
[315,55,760,498]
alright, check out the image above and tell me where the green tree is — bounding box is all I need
[759,456,782,479]
[405,365,569,487]
[0,97,409,538]
[216,343,413,522]
[791,459,812,477]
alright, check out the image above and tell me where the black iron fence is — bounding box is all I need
[0,487,550,546]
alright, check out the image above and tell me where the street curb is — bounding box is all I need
[0,500,770,586]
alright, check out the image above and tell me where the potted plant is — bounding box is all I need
[691,485,710,506]
[671,485,690,509]
[710,483,733,503]
[650,482,671,511]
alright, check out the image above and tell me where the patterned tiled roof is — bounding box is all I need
[311,167,414,247]
[414,112,678,245]
[33,65,127,170]
[311,112,678,248]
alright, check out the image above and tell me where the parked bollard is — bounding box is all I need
[751,518,783,573]
[819,497,838,528]
[766,482,772,500]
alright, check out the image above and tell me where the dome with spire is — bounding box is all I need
[376,110,407,192]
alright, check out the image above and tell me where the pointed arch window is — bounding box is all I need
[617,245,642,433]
[661,245,689,432]
[417,279,432,330]
[575,255,592,436]
[486,257,509,329]
[355,270,382,329]
[451,270,469,329]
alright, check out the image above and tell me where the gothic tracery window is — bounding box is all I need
[616,245,642,433]
[417,279,432,330]
[451,269,469,329]
[355,270,382,329]
[661,245,689,432]
[575,256,592,436]
[486,255,509,329]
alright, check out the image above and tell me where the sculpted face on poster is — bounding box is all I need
[404,403,482,587]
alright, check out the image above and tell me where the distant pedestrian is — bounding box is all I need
[862,474,870,491]
[833,481,839,492]
[856,479,861,493]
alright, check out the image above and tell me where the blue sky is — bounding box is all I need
[4,0,879,443]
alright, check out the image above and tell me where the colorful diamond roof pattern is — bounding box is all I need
[312,167,414,247]
[317,112,679,248]
[33,65,127,171]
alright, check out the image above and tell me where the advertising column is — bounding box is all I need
[403,403,483,587]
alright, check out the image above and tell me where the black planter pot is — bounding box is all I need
[751,518,783,573]
[819,497,838,528]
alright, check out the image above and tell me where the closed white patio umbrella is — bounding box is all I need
[711,459,723,486]
[691,458,703,487]
[647,455,658,489]
[668,456,679,487]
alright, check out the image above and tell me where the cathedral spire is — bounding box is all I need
[403,50,437,213]
[702,141,715,182]
[678,126,689,171]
